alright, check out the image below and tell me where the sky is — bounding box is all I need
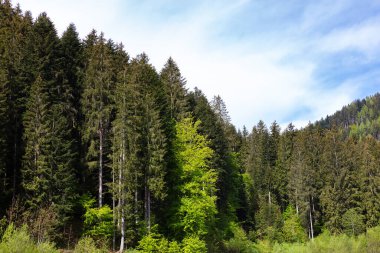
[15,0,380,130]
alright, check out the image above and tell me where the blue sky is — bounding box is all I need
[16,0,380,130]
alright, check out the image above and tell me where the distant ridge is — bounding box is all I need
[315,92,380,139]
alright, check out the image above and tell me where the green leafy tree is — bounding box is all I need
[80,195,113,239]
[174,117,218,241]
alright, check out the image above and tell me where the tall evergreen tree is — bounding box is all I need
[81,32,114,207]
[160,57,188,120]
[359,136,380,227]
[21,76,51,210]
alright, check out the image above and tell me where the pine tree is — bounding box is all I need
[0,69,10,200]
[160,57,188,120]
[359,136,380,227]
[60,23,83,129]
[0,0,34,201]
[274,123,296,210]
[82,32,114,208]
[129,54,167,234]
[112,58,140,251]
[21,76,51,210]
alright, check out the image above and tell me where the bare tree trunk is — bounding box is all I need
[147,190,151,233]
[295,189,299,215]
[12,138,17,199]
[112,157,116,252]
[144,177,148,231]
[135,173,138,225]
[119,201,125,252]
[309,207,314,240]
[268,191,271,206]
[99,128,103,208]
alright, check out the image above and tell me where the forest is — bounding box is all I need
[1,1,380,252]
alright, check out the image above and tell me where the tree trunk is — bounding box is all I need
[135,173,138,225]
[12,135,17,199]
[99,128,103,208]
[147,190,151,233]
[268,191,271,206]
[119,201,125,252]
[309,207,314,240]
[112,156,116,252]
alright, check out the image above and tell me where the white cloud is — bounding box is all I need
[14,0,379,130]
[318,15,380,58]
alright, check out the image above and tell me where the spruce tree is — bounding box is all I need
[160,57,188,120]
[81,32,114,207]
[21,76,51,210]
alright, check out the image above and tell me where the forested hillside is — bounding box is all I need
[316,93,380,139]
[1,1,380,252]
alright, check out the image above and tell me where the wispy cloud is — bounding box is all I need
[15,0,380,130]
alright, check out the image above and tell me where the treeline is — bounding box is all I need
[1,1,380,252]
[317,93,380,139]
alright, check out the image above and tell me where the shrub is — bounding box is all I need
[223,222,258,253]
[80,195,113,239]
[137,232,181,253]
[0,223,58,253]
[74,236,107,253]
[182,236,207,253]
[366,226,380,253]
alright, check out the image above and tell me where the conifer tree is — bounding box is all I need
[160,57,188,120]
[0,0,34,200]
[82,32,114,207]
[21,76,51,210]
[0,69,10,200]
[112,58,139,251]
[359,136,380,227]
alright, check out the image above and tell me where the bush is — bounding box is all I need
[182,236,207,253]
[0,223,59,253]
[74,236,107,253]
[137,232,181,253]
[223,222,258,253]
[342,208,365,236]
[366,226,380,253]
[80,195,113,240]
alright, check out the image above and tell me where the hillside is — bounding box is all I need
[316,93,380,139]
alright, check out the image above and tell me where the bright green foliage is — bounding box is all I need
[74,237,107,253]
[182,236,207,253]
[281,205,307,243]
[0,223,59,253]
[137,232,181,253]
[80,195,113,239]
[174,118,218,238]
[366,226,380,252]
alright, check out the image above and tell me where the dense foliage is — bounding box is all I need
[1,1,380,252]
